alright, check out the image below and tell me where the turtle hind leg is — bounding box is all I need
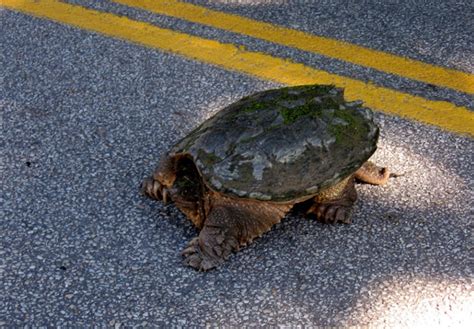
[182,199,289,271]
[355,161,390,185]
[306,176,357,224]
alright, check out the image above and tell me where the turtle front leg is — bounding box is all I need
[141,176,169,202]
[306,176,357,224]
[182,200,289,271]
[141,156,177,203]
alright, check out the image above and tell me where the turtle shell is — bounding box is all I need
[171,85,379,201]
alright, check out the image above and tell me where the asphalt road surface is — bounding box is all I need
[1,0,473,327]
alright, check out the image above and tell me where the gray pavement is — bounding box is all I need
[1,1,473,327]
[67,0,474,109]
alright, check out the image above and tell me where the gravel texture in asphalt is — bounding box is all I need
[1,1,473,327]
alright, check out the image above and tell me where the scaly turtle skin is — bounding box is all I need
[142,85,390,271]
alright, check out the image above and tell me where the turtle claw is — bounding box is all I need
[181,237,224,271]
[183,253,203,270]
[307,203,353,224]
[181,237,200,257]
[141,177,166,201]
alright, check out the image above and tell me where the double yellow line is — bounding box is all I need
[3,0,474,136]
[116,0,474,95]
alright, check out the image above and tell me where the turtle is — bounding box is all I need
[142,84,390,271]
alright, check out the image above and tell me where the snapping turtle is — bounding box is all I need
[142,85,390,271]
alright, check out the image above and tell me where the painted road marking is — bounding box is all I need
[114,0,474,95]
[3,0,474,136]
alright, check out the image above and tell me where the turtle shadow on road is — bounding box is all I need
[135,172,471,326]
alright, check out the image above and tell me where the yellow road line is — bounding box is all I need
[113,0,474,95]
[3,0,473,136]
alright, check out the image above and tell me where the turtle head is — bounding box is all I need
[154,155,177,188]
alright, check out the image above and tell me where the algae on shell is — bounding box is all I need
[172,85,379,201]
